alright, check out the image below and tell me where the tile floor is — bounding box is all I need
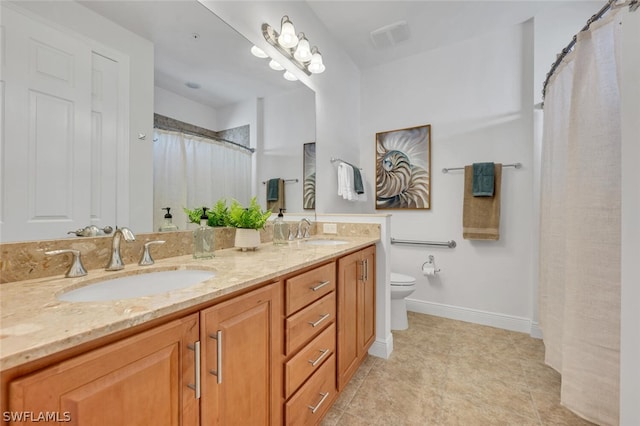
[322,312,595,426]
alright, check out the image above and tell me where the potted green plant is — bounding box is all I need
[228,197,271,250]
[207,199,230,227]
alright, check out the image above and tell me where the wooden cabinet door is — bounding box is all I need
[337,245,377,391]
[337,250,361,391]
[358,246,376,356]
[200,283,282,426]
[8,314,200,426]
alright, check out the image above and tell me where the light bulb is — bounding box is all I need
[277,16,298,49]
[293,34,312,62]
[269,60,285,71]
[283,70,298,81]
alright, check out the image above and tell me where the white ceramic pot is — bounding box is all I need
[234,228,261,251]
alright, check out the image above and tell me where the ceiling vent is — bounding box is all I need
[370,21,410,49]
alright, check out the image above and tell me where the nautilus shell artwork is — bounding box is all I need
[376,125,431,209]
[303,142,316,209]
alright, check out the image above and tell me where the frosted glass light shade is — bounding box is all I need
[269,60,285,71]
[308,50,325,74]
[293,35,312,62]
[250,45,268,58]
[283,71,298,81]
[277,17,298,49]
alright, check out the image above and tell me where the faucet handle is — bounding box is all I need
[139,240,165,266]
[45,249,88,278]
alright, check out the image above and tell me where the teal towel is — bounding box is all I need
[353,167,364,194]
[472,163,495,197]
[267,178,280,201]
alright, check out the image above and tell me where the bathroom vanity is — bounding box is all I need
[0,236,378,425]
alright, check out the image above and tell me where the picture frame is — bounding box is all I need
[303,142,316,209]
[375,124,431,209]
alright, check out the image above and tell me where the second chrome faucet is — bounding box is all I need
[105,227,136,271]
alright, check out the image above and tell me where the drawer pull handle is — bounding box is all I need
[310,280,330,292]
[209,331,222,384]
[308,392,330,414]
[308,348,330,367]
[308,313,330,328]
[187,341,201,399]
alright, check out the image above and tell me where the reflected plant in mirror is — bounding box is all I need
[303,142,316,209]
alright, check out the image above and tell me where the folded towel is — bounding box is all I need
[463,164,502,240]
[267,178,280,201]
[472,162,495,197]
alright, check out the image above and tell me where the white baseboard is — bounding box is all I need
[368,333,394,359]
[406,298,541,337]
[529,321,543,339]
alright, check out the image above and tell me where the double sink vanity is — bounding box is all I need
[0,228,379,425]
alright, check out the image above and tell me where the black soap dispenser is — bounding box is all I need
[159,207,178,232]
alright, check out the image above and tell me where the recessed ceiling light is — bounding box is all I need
[185,81,201,89]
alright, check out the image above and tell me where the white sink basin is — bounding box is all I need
[303,239,349,246]
[58,269,216,302]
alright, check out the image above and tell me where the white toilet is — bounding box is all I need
[390,272,417,330]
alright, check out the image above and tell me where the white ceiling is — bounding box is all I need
[77,1,599,109]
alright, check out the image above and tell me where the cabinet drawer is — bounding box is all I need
[285,323,335,398]
[286,262,336,315]
[286,292,335,355]
[285,354,336,426]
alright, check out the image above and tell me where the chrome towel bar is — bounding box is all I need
[391,238,457,249]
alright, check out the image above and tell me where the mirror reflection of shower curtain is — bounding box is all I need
[153,129,251,230]
[539,10,622,426]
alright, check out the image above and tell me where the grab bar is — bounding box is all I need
[391,238,457,249]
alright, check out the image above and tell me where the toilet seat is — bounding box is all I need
[391,272,416,286]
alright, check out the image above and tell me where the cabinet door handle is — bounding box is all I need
[187,341,201,399]
[360,260,366,282]
[308,392,330,414]
[209,331,222,384]
[364,258,368,281]
[308,313,330,328]
[310,280,330,292]
[308,348,330,367]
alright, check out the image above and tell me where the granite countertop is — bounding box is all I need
[0,236,378,371]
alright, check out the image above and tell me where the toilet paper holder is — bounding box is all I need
[421,255,441,273]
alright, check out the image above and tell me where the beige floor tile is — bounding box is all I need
[325,313,597,426]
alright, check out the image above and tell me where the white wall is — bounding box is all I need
[154,86,218,130]
[361,22,536,331]
[259,87,316,213]
[620,8,640,426]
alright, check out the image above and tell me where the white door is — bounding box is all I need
[0,4,122,242]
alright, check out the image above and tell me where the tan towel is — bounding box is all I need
[463,164,502,240]
[267,179,285,213]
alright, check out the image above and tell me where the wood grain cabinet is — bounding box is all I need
[200,283,282,426]
[5,244,378,426]
[283,262,337,425]
[337,245,376,391]
[8,314,200,426]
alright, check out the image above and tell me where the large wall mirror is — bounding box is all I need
[0,0,316,243]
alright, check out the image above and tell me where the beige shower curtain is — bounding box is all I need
[539,10,622,426]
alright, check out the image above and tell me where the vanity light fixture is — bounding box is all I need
[259,15,325,77]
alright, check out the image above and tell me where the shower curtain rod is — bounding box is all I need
[542,0,638,101]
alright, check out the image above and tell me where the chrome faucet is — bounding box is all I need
[106,227,136,271]
[296,218,311,239]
